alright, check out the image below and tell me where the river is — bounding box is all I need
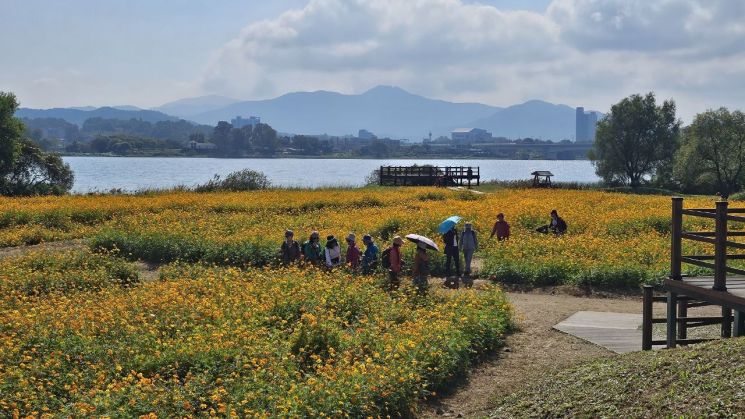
[61,157,599,193]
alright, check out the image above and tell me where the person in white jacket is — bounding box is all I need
[324,235,342,268]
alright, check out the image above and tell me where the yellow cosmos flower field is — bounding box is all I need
[0,186,729,416]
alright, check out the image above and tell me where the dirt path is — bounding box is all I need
[0,241,162,281]
[420,291,647,418]
[0,240,86,260]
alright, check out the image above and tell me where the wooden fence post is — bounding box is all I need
[667,291,677,348]
[714,200,728,291]
[722,307,732,338]
[734,311,745,337]
[642,285,653,350]
[671,197,683,281]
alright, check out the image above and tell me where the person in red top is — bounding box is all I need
[490,213,510,241]
[345,233,361,270]
[388,236,404,290]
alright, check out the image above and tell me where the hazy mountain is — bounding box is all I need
[464,100,594,141]
[15,106,180,126]
[190,86,500,139]
[154,95,239,118]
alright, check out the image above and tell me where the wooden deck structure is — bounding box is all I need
[378,166,480,187]
[642,197,745,350]
[531,170,554,187]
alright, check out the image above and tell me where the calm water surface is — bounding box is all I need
[62,157,599,193]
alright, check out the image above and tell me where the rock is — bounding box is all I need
[436,408,445,415]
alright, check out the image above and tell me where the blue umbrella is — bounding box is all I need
[438,215,462,234]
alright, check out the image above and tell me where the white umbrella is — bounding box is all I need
[405,234,439,252]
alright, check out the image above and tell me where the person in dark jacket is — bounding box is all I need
[442,226,460,277]
[549,209,567,235]
[281,229,301,266]
[536,210,567,236]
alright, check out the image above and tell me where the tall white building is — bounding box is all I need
[231,115,261,128]
[575,107,598,143]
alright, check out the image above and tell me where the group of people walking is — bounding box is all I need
[279,209,567,292]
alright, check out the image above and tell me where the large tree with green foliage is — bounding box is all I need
[590,93,680,188]
[674,108,745,199]
[0,92,74,196]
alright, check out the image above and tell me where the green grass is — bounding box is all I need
[491,337,745,418]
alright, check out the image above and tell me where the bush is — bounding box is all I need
[194,169,270,192]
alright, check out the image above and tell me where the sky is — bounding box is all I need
[2,0,744,122]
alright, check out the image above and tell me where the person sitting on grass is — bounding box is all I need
[536,209,567,236]
[280,229,301,266]
[490,213,510,241]
[345,233,361,271]
[325,235,342,268]
[361,234,379,275]
[302,231,324,265]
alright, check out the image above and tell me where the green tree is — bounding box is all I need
[674,108,745,198]
[590,92,680,187]
[0,91,74,196]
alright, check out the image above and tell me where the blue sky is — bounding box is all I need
[2,0,743,121]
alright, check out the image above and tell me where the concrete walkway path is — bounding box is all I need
[553,311,646,354]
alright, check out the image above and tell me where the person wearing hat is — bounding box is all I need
[549,209,567,235]
[345,233,361,270]
[361,234,379,275]
[281,229,301,266]
[460,223,478,279]
[386,236,404,290]
[302,231,323,265]
[325,235,342,268]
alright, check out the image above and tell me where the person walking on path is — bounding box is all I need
[413,243,430,294]
[361,234,379,275]
[386,236,404,290]
[461,223,478,278]
[442,226,460,277]
[324,235,342,268]
[490,213,510,241]
[281,229,301,266]
[302,231,324,266]
[345,233,361,271]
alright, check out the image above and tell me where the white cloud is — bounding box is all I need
[200,0,745,121]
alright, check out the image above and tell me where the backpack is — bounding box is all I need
[381,247,392,269]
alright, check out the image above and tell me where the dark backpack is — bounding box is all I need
[381,247,392,269]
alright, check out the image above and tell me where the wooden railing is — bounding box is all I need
[378,166,480,187]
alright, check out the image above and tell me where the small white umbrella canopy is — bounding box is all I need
[405,234,439,251]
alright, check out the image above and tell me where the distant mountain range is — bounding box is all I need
[16,107,178,126]
[17,86,600,140]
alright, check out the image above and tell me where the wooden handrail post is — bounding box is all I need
[642,285,653,350]
[714,200,728,291]
[667,290,677,348]
[379,165,383,186]
[671,197,683,280]
[678,299,688,340]
[722,307,732,338]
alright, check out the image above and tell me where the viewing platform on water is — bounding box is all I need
[378,166,480,187]
[642,197,745,350]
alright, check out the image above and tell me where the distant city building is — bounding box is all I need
[575,107,598,143]
[358,129,377,140]
[231,115,261,128]
[451,128,492,142]
[188,141,217,151]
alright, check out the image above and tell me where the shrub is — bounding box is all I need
[194,169,270,192]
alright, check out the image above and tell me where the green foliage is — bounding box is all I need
[0,92,74,196]
[674,108,745,198]
[492,337,745,417]
[194,169,271,192]
[591,92,680,188]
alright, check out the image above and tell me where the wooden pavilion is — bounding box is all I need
[531,171,554,187]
